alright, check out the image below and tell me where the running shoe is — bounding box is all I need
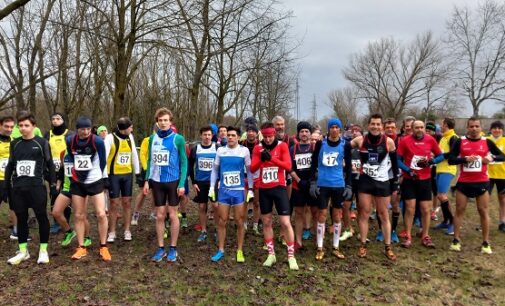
[449,240,461,252]
[332,248,345,259]
[7,251,30,265]
[194,224,203,231]
[498,223,505,233]
[446,224,455,235]
[399,230,408,239]
[385,246,397,261]
[84,237,92,247]
[211,250,225,262]
[391,230,400,244]
[177,212,182,219]
[481,243,492,255]
[339,230,353,241]
[99,246,112,262]
[414,218,421,228]
[253,225,261,236]
[315,248,325,261]
[131,212,140,225]
[50,223,61,234]
[9,228,18,240]
[430,210,438,221]
[302,229,311,240]
[236,250,245,263]
[71,247,88,260]
[357,245,367,258]
[107,232,116,243]
[167,247,178,262]
[124,230,132,241]
[37,250,49,264]
[181,217,188,229]
[401,238,412,248]
[197,231,208,242]
[61,230,76,247]
[151,247,166,262]
[434,222,449,230]
[262,254,276,267]
[421,235,435,248]
[351,202,357,210]
[376,230,384,242]
[288,257,299,270]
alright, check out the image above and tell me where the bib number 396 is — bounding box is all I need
[16,160,36,177]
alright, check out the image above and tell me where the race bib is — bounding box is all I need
[198,157,214,171]
[295,153,311,170]
[53,158,61,171]
[463,157,482,172]
[117,152,131,165]
[322,152,339,167]
[351,159,361,173]
[16,160,36,177]
[410,155,425,170]
[153,151,169,166]
[223,171,241,187]
[74,155,93,171]
[262,167,279,184]
[362,164,379,178]
[0,158,8,173]
[64,162,73,177]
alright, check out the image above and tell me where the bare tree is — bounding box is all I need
[446,0,505,116]
[0,0,31,21]
[327,87,361,124]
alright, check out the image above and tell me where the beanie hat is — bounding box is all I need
[297,121,312,134]
[327,118,342,130]
[76,116,92,129]
[96,125,107,133]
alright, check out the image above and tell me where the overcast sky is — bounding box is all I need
[279,0,489,120]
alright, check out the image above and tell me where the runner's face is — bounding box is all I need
[368,118,382,135]
[78,127,91,138]
[201,130,212,145]
[157,114,171,130]
[218,127,227,138]
[413,121,425,138]
[491,127,503,138]
[18,120,34,137]
[311,132,321,144]
[0,120,14,136]
[328,126,340,138]
[263,134,275,145]
[467,120,481,138]
[352,127,362,138]
[246,129,257,141]
[51,116,63,127]
[99,130,108,139]
[298,129,310,143]
[227,131,238,146]
[275,120,285,135]
[404,121,413,134]
[384,123,396,136]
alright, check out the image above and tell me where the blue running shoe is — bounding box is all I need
[302,229,311,240]
[167,247,178,262]
[151,247,166,262]
[446,224,454,235]
[376,230,384,242]
[391,230,399,243]
[414,218,421,228]
[351,202,357,210]
[211,250,225,262]
[434,222,449,230]
[50,223,61,234]
[197,231,208,242]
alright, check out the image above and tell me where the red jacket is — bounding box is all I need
[250,141,291,188]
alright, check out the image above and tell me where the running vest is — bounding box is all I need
[487,135,505,179]
[107,132,134,175]
[147,132,181,183]
[0,136,10,180]
[436,129,458,175]
[458,136,489,183]
[255,142,289,188]
[69,134,101,184]
[317,138,345,188]
[292,142,313,179]
[49,129,68,171]
[359,134,390,182]
[351,148,361,178]
[194,143,217,182]
[217,145,249,190]
[61,149,72,192]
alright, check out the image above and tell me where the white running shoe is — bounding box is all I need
[124,231,132,241]
[37,250,49,264]
[7,251,30,265]
[107,232,116,243]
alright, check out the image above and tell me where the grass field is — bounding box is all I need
[0,190,504,306]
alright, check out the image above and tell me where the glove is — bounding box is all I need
[298,179,309,190]
[102,177,110,189]
[246,189,254,202]
[309,181,320,199]
[391,179,400,192]
[408,171,418,180]
[1,185,9,203]
[261,150,271,162]
[208,189,216,202]
[342,185,353,201]
[50,185,59,197]
[416,158,430,168]
[136,173,143,185]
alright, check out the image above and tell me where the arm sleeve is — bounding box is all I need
[244,148,253,189]
[188,146,197,184]
[104,134,112,163]
[175,135,188,189]
[290,145,297,172]
[344,142,352,186]
[487,139,505,162]
[397,155,411,173]
[4,140,15,187]
[43,139,56,185]
[139,137,149,170]
[250,146,262,173]
[431,153,445,164]
[144,136,153,180]
[448,138,466,165]
[210,150,220,189]
[270,144,292,171]
[130,134,140,175]
[389,151,399,179]
[310,141,322,181]
[94,137,107,177]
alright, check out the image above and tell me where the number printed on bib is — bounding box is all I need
[198,157,214,171]
[322,152,339,167]
[362,164,379,178]
[351,159,361,173]
[16,160,36,177]
[0,158,8,172]
[262,167,279,184]
[223,171,241,187]
[410,155,425,170]
[64,162,73,177]
[53,158,62,171]
[153,151,169,166]
[117,152,131,165]
[463,157,482,172]
[295,153,312,170]
[74,155,93,171]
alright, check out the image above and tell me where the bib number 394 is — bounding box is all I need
[262,167,279,184]
[74,155,93,171]
[223,171,241,187]
[153,151,169,166]
[463,157,482,172]
[16,160,36,177]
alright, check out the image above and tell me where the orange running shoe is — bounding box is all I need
[100,246,112,262]
[71,247,87,260]
[357,245,367,258]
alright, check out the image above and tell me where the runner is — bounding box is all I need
[145,108,187,262]
[448,117,504,253]
[5,112,56,265]
[105,117,140,242]
[310,118,350,260]
[397,120,444,249]
[349,114,398,260]
[67,116,111,261]
[209,126,252,262]
[217,125,228,146]
[11,110,43,139]
[383,118,401,243]
[96,126,108,139]
[251,122,299,270]
[434,118,458,235]
[488,120,505,233]
[188,126,218,242]
[240,124,261,235]
[0,116,17,239]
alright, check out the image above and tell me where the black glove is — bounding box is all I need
[102,177,110,189]
[1,185,9,203]
[416,158,430,168]
[390,179,400,193]
[50,185,59,197]
[261,150,271,162]
[408,171,418,180]
[298,179,309,190]
[136,173,144,185]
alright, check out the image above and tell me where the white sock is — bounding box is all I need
[333,223,342,249]
[317,222,325,248]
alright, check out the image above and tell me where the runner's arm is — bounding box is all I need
[250,145,261,173]
[43,139,56,186]
[344,142,352,186]
[209,151,220,190]
[95,137,108,177]
[310,140,322,180]
[130,134,140,175]
[244,149,253,189]
[447,138,466,165]
[269,143,292,171]
[396,154,411,173]
[487,139,505,162]
[175,135,188,189]
[188,145,197,184]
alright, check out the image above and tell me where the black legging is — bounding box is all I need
[16,210,49,244]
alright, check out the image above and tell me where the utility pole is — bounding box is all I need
[295,79,300,121]
[311,94,317,123]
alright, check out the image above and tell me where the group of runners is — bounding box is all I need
[1,108,504,269]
